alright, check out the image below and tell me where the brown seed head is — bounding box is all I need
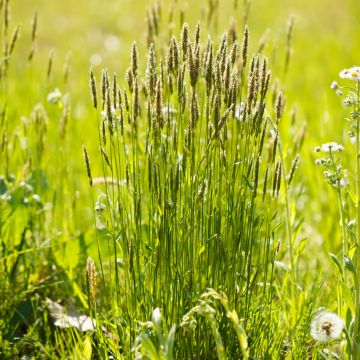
[82,145,93,186]
[86,257,97,303]
[181,23,189,61]
[90,69,97,109]
[241,25,249,68]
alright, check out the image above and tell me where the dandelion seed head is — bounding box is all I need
[310,311,344,342]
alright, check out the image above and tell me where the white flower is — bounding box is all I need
[310,311,344,342]
[47,88,62,104]
[315,142,344,153]
[339,66,360,81]
[330,81,338,90]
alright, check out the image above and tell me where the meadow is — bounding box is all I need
[1,0,360,358]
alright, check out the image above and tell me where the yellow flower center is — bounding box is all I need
[351,71,359,77]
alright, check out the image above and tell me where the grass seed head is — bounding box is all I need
[275,92,283,120]
[86,257,97,304]
[112,73,118,107]
[46,49,55,81]
[228,18,237,44]
[189,43,200,88]
[230,40,238,65]
[132,78,139,129]
[146,43,157,98]
[195,22,201,46]
[288,155,299,186]
[101,70,109,110]
[63,52,71,84]
[9,25,20,55]
[83,145,93,187]
[181,23,189,61]
[126,67,134,93]
[241,25,249,68]
[131,41,138,78]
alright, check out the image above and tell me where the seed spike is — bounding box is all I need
[131,41,138,78]
[89,68,97,109]
[241,25,249,69]
[9,25,21,55]
[181,23,189,61]
[83,145,93,187]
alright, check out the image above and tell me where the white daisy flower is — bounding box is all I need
[339,66,360,81]
[310,311,345,342]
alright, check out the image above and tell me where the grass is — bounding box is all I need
[1,0,360,358]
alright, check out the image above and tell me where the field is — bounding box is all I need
[1,0,360,358]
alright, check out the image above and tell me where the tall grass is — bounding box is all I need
[81,13,308,357]
[1,0,353,358]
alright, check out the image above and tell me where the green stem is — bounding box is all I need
[353,79,360,358]
[329,152,347,270]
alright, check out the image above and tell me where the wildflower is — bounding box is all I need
[343,95,356,107]
[310,311,344,342]
[336,89,343,97]
[314,142,344,153]
[330,81,338,90]
[340,176,349,187]
[339,66,360,81]
[47,88,62,104]
[314,159,324,166]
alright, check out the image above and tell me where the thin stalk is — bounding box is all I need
[329,152,346,318]
[353,79,360,357]
[329,151,347,270]
[270,117,297,322]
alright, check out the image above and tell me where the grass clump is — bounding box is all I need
[82,19,304,358]
[2,0,355,358]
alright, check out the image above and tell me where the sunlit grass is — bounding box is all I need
[1,0,360,358]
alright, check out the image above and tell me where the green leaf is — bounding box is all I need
[83,335,92,360]
[165,324,176,360]
[344,255,356,275]
[329,253,343,277]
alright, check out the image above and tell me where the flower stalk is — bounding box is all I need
[354,79,360,357]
